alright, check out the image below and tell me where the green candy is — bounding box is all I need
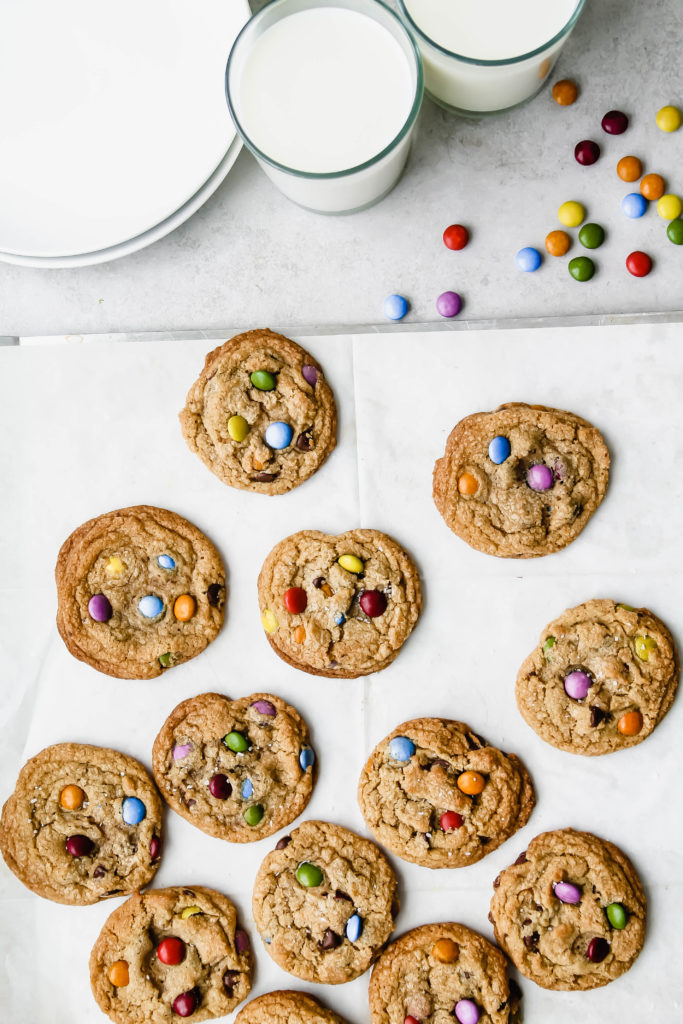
[578,223,605,249]
[243,804,264,827]
[606,902,627,929]
[250,370,276,391]
[568,256,595,282]
[159,653,173,668]
[224,731,249,753]
[667,219,683,245]
[296,862,323,888]
[616,602,635,612]
[543,636,556,657]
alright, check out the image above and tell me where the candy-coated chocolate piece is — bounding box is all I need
[284,586,308,614]
[617,155,642,181]
[241,779,254,799]
[440,811,463,831]
[150,835,161,862]
[640,173,665,200]
[543,636,556,655]
[243,804,264,826]
[527,463,554,490]
[173,594,196,621]
[657,193,683,220]
[66,834,94,857]
[251,699,277,716]
[458,472,478,495]
[457,771,485,795]
[261,608,278,633]
[388,736,415,761]
[488,435,511,464]
[552,79,577,105]
[405,1018,419,1024]
[299,747,315,771]
[516,246,542,272]
[209,773,232,800]
[554,881,582,904]
[293,625,306,642]
[158,936,186,965]
[558,200,585,227]
[601,110,628,134]
[634,635,657,660]
[360,589,387,618]
[431,938,459,963]
[173,743,193,760]
[338,554,364,574]
[265,421,293,449]
[586,937,610,963]
[296,861,323,887]
[621,192,648,218]
[383,294,409,321]
[180,906,202,919]
[626,251,652,277]
[88,594,112,622]
[617,710,643,736]
[228,415,249,442]
[545,230,571,257]
[172,990,197,1017]
[656,104,682,132]
[224,731,249,753]
[59,784,85,810]
[346,913,363,942]
[108,960,129,987]
[302,364,318,386]
[250,370,276,391]
[121,796,146,825]
[564,670,592,700]
[436,290,462,318]
[138,594,163,618]
[455,1000,480,1024]
[333,612,345,626]
[568,256,595,281]
[606,902,627,929]
[235,929,250,953]
[616,602,635,611]
[157,554,176,570]
[667,219,683,244]
[443,224,469,250]
[106,556,126,577]
[575,139,600,165]
[578,223,605,249]
[159,653,173,668]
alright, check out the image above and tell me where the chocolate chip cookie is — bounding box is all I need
[433,403,610,557]
[368,923,520,1024]
[90,885,253,1024]
[152,692,316,842]
[489,828,646,990]
[258,529,422,678]
[179,329,337,495]
[516,599,679,755]
[252,819,399,984]
[358,718,535,868]
[235,991,348,1024]
[0,742,162,905]
[56,505,226,679]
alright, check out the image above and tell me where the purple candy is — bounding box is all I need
[173,743,193,760]
[235,928,250,954]
[88,593,112,622]
[564,670,592,700]
[302,364,318,387]
[554,881,582,904]
[436,290,462,318]
[454,999,480,1024]
[527,463,554,491]
[251,699,277,717]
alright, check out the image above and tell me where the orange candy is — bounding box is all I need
[552,79,578,106]
[59,784,85,810]
[640,173,665,200]
[431,938,460,963]
[618,710,643,736]
[545,230,571,257]
[293,625,306,644]
[458,473,478,496]
[173,594,196,621]
[457,771,485,795]
[617,155,642,182]
[108,960,130,987]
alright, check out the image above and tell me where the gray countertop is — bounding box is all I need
[2,0,683,338]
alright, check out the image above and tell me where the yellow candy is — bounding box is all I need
[657,194,683,220]
[293,625,306,644]
[228,415,249,442]
[558,201,585,228]
[105,556,126,578]
[180,906,202,919]
[261,608,278,633]
[338,554,364,574]
[634,635,657,661]
[656,105,682,133]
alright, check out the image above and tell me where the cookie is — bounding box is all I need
[56,505,225,679]
[0,742,162,905]
[516,599,679,755]
[152,692,316,842]
[358,718,535,868]
[235,991,348,1024]
[489,828,646,991]
[258,529,422,678]
[179,329,337,495]
[433,403,610,557]
[252,819,399,984]
[90,885,252,1024]
[368,923,520,1024]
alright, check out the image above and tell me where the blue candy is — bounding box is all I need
[516,246,542,272]
[138,594,163,618]
[383,294,409,321]
[334,612,346,626]
[241,779,254,799]
[621,192,648,218]
[299,747,316,771]
[121,796,146,825]
[345,913,363,942]
[388,736,415,761]
[157,554,175,570]
[488,435,511,464]
[265,421,293,449]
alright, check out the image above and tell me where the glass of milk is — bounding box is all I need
[226,0,423,214]
[398,0,586,116]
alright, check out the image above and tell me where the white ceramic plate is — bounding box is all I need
[0,0,250,258]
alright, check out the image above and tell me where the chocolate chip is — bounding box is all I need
[523,932,539,948]
[334,889,352,901]
[296,427,314,451]
[222,970,239,996]
[463,971,471,979]
[488,911,495,924]
[428,758,450,770]
[514,851,528,865]
[106,889,123,896]
[508,979,522,1005]
[391,896,400,918]
[572,502,584,519]
[478,836,491,845]
[317,929,341,951]
[522,918,531,926]
[493,874,501,888]
[183,889,196,896]
[186,799,196,807]
[251,472,279,483]
[93,866,106,878]
[465,733,482,750]
[275,836,291,850]
[590,705,608,727]
[313,577,325,588]
[207,583,224,607]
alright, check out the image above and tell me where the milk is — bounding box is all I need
[227,0,422,214]
[400,0,584,114]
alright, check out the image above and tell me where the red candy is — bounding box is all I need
[405,1018,420,1024]
[626,250,652,277]
[443,224,469,250]
[601,110,629,135]
[150,835,161,862]
[209,773,232,800]
[440,811,464,831]
[574,140,600,165]
[586,937,610,963]
[284,587,307,614]
[65,834,94,857]
[172,991,197,1017]
[158,937,186,966]
[360,590,388,618]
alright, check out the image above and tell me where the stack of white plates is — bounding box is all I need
[0,0,250,267]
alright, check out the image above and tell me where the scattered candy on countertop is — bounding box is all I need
[172,991,197,1018]
[360,590,387,617]
[88,594,112,622]
[586,937,610,963]
[346,914,363,942]
[209,773,232,799]
[440,811,463,831]
[657,193,683,220]
[558,200,585,227]
[606,902,627,929]
[173,743,193,760]
[243,804,264,826]
[121,796,146,825]
[578,223,605,249]
[656,104,681,132]
[106,556,126,576]
[552,79,577,105]
[228,415,249,442]
[554,881,582,904]
[574,139,600,165]
[338,554,364,574]
[457,771,485,795]
[601,110,628,135]
[250,370,276,391]
[640,173,665,200]
[617,155,642,182]
[515,246,542,272]
[617,710,643,736]
[241,779,254,799]
[261,608,278,633]
[443,224,469,250]
[634,635,657,660]
[454,999,480,1024]
[621,192,648,218]
[60,784,85,810]
[564,669,592,700]
[667,219,683,244]
[157,554,175,570]
[299,747,315,771]
[138,594,163,618]
[527,463,554,491]
[224,731,250,753]
[108,960,129,987]
[388,736,415,761]
[383,294,409,321]
[431,938,459,963]
[568,255,595,281]
[157,936,185,965]
[488,435,511,464]
[296,861,323,887]
[173,594,196,621]
[66,834,94,857]
[545,230,571,257]
[626,251,652,277]
[265,421,293,449]
[436,290,462,317]
[284,587,307,613]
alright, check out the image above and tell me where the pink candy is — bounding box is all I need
[564,670,592,700]
[173,743,193,760]
[554,881,582,904]
[527,464,554,491]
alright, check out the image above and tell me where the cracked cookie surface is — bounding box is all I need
[489,828,646,990]
[90,885,252,1024]
[179,329,337,495]
[368,922,519,1024]
[358,718,535,868]
[252,819,398,984]
[258,529,422,678]
[0,742,162,905]
[433,403,610,557]
[235,991,349,1024]
[56,505,225,679]
[516,599,679,755]
[152,692,316,842]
